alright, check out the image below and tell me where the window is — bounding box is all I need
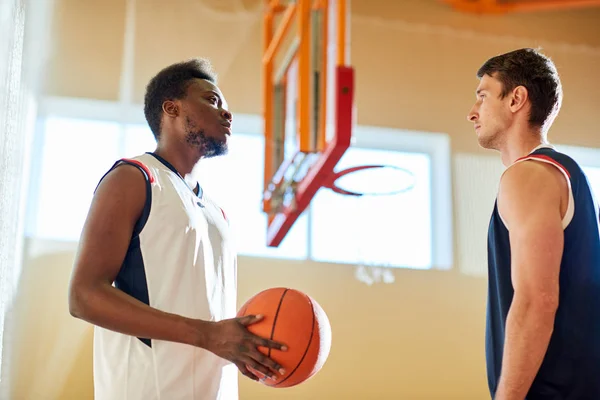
[29,117,122,241]
[124,124,157,156]
[310,148,432,269]
[309,125,453,270]
[28,96,453,270]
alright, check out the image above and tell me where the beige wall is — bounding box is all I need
[8,0,600,399]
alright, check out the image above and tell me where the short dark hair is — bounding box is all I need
[477,48,562,133]
[144,58,217,139]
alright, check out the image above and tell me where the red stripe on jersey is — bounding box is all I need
[220,208,228,222]
[121,158,155,183]
[516,154,571,178]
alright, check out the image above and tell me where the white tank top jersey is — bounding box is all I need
[93,152,239,400]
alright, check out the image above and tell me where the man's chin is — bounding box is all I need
[477,134,494,150]
[201,141,228,159]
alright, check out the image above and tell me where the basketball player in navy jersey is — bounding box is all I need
[468,48,600,400]
[68,59,286,400]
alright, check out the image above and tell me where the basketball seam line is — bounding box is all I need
[273,294,316,387]
[268,288,289,359]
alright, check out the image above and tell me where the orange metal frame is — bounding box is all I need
[262,0,347,197]
[442,0,600,14]
[267,66,354,247]
[263,0,340,184]
[262,0,353,247]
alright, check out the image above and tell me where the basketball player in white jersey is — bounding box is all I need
[68,58,287,400]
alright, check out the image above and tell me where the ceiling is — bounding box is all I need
[441,0,600,14]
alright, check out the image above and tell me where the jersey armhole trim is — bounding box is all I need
[95,158,154,237]
[504,155,574,230]
[118,158,153,237]
[120,158,155,183]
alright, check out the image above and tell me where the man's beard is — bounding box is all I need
[185,118,227,158]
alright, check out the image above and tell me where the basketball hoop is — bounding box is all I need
[320,163,416,284]
[263,162,416,215]
[264,159,416,281]
[322,164,416,197]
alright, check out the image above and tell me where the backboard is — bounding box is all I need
[262,0,354,247]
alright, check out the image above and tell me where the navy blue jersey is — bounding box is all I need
[486,145,600,400]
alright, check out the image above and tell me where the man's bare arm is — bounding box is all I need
[68,164,207,346]
[494,161,565,400]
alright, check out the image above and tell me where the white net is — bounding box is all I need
[348,194,398,286]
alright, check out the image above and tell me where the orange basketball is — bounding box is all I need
[236,287,332,388]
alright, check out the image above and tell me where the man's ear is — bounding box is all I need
[509,85,529,114]
[162,100,179,118]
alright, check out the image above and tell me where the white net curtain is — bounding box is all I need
[0,0,53,396]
